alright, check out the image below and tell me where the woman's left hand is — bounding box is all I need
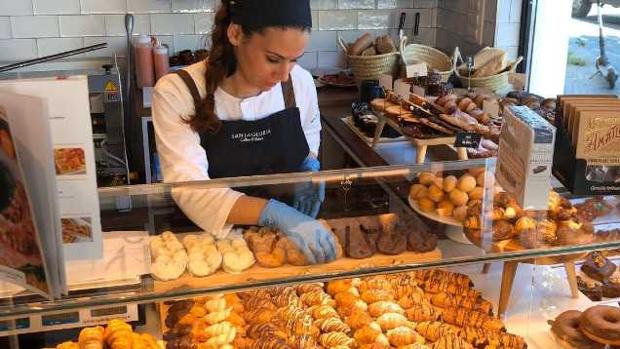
[293,156,325,218]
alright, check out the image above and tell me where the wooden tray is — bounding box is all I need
[154,248,441,293]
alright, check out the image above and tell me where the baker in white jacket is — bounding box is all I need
[152,0,336,264]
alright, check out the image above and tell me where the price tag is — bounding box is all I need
[394,79,412,100]
[454,132,481,148]
[483,99,500,118]
[378,74,393,90]
[405,62,428,78]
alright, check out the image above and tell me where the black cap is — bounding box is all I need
[230,0,312,28]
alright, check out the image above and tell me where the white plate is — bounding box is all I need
[408,195,463,227]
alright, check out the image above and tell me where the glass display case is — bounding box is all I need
[1,159,619,349]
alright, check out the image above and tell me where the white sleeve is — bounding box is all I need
[152,74,243,238]
[296,68,321,157]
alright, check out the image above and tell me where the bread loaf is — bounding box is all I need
[375,35,397,54]
[349,33,374,56]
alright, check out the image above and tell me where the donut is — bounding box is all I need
[579,305,620,346]
[550,310,604,349]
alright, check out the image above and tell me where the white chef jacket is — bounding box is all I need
[152,61,321,238]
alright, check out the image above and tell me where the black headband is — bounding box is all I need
[229,0,312,28]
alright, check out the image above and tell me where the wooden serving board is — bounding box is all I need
[153,248,441,293]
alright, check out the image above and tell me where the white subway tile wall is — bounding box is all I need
[11,15,59,38]
[33,0,80,15]
[0,17,11,39]
[80,0,127,14]
[0,0,520,71]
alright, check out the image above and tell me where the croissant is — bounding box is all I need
[397,292,427,310]
[203,329,237,348]
[275,305,307,324]
[205,308,232,325]
[310,304,339,319]
[334,292,366,309]
[368,301,405,317]
[296,282,324,295]
[327,279,360,296]
[387,326,423,347]
[318,331,355,347]
[459,327,526,349]
[430,293,492,314]
[204,321,234,338]
[56,342,79,349]
[415,321,461,342]
[361,289,394,304]
[232,336,255,349]
[430,333,473,349]
[359,277,393,294]
[244,297,276,310]
[354,324,383,344]
[79,326,105,349]
[405,303,442,322]
[441,307,505,332]
[205,298,228,313]
[103,320,133,349]
[237,288,271,300]
[301,290,335,307]
[376,312,409,331]
[226,311,246,329]
[246,323,279,340]
[345,310,373,331]
[315,316,351,333]
[252,337,292,349]
[272,288,300,308]
[244,307,276,325]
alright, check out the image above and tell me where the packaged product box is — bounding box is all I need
[497,105,556,210]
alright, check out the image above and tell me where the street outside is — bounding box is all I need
[565,4,620,93]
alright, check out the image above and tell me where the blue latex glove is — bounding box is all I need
[293,156,325,218]
[259,199,337,264]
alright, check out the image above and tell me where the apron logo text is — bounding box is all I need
[231,129,272,143]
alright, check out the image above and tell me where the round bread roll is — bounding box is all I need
[449,189,469,207]
[427,185,444,203]
[476,172,485,187]
[469,167,485,177]
[350,33,374,56]
[469,187,484,200]
[457,174,477,193]
[418,172,435,185]
[432,177,443,189]
[443,175,457,192]
[409,184,428,200]
[453,206,468,222]
[418,198,435,213]
[437,200,455,217]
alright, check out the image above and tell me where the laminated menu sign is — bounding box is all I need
[496,106,556,210]
[0,91,66,299]
[0,76,102,261]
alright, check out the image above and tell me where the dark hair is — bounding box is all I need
[184,0,311,134]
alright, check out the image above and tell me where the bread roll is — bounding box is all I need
[375,35,397,54]
[457,174,477,193]
[361,45,377,56]
[442,176,457,192]
[449,189,469,207]
[350,33,374,56]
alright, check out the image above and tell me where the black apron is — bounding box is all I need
[175,69,309,184]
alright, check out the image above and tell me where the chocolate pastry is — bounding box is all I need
[602,273,620,298]
[345,225,376,259]
[163,324,191,341]
[493,220,516,241]
[165,335,193,349]
[407,228,437,252]
[577,276,603,301]
[377,230,407,255]
[581,252,617,281]
[519,228,544,249]
[555,226,594,246]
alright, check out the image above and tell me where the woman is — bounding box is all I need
[152,0,336,264]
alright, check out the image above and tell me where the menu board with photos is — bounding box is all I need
[0,76,102,261]
[0,94,60,298]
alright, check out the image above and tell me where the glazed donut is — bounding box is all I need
[579,305,620,346]
[550,310,604,349]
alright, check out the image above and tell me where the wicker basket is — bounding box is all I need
[338,36,400,82]
[399,36,453,82]
[453,47,523,93]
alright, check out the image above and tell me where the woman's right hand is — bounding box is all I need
[258,199,337,264]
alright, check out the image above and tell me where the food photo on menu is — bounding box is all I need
[53,147,86,176]
[0,109,49,296]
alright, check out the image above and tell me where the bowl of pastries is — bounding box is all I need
[463,190,596,251]
[408,169,487,227]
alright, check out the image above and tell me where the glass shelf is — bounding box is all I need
[1,159,619,321]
